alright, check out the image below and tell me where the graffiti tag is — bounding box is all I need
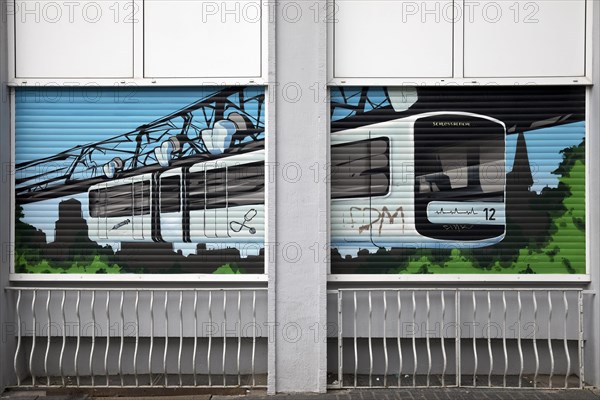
[346,206,405,236]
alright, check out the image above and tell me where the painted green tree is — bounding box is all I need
[395,139,586,274]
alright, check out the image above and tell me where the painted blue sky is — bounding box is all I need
[16,87,265,252]
[329,87,585,194]
[15,87,265,164]
[505,121,585,193]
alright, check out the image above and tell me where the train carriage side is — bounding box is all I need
[187,150,265,254]
[330,118,410,250]
[87,148,265,257]
[88,173,154,243]
[331,111,506,255]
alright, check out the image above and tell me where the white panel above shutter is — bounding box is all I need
[144,0,262,78]
[333,0,454,78]
[15,0,134,78]
[464,0,586,78]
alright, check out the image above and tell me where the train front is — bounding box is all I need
[413,112,506,246]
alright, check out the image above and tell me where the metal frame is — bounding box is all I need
[328,288,585,390]
[7,81,273,282]
[11,274,269,283]
[329,275,591,283]
[326,86,592,283]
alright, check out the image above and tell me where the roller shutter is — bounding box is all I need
[14,87,266,275]
[330,86,586,275]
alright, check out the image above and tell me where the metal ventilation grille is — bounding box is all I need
[14,87,266,275]
[330,86,586,275]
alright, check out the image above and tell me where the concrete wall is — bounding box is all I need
[272,0,328,393]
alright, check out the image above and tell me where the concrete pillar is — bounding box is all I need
[270,0,328,393]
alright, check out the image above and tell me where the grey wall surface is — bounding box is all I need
[273,0,328,394]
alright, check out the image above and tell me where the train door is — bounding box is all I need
[204,162,229,239]
[186,164,205,241]
[204,162,217,238]
[159,169,183,242]
[361,130,390,246]
[331,134,391,248]
[217,165,230,238]
[368,134,401,249]
[96,182,108,240]
[132,176,151,240]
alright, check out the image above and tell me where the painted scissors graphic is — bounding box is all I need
[230,209,258,234]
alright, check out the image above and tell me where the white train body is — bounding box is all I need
[85,111,506,258]
[330,112,507,256]
[87,150,264,255]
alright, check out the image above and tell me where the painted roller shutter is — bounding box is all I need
[330,86,586,275]
[14,87,266,275]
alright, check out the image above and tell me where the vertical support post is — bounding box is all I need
[0,0,16,389]
[337,291,343,388]
[455,290,461,387]
[440,291,447,387]
[586,0,600,387]
[273,0,328,393]
[579,291,585,388]
[353,291,358,388]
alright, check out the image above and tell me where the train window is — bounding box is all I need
[187,170,206,211]
[88,189,104,218]
[330,138,390,199]
[160,176,181,213]
[188,162,265,211]
[227,162,265,207]
[89,180,151,218]
[205,168,228,209]
[479,140,505,194]
[414,119,505,198]
[132,181,151,216]
[98,184,132,218]
[416,145,469,193]
[415,141,504,196]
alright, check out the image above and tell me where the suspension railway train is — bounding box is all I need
[83,111,506,254]
[87,139,265,247]
[329,111,506,255]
